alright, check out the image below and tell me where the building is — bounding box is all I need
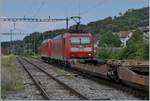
[94,40,100,53]
[1,48,10,55]
[138,26,149,40]
[117,31,133,47]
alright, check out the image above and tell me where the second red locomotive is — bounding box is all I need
[39,32,94,64]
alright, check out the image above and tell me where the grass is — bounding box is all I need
[1,54,24,99]
[30,54,40,59]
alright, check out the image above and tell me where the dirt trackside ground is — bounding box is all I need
[1,55,24,99]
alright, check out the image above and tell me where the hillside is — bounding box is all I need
[86,7,148,33]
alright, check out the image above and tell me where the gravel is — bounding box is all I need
[30,58,141,100]
[6,57,142,100]
[19,58,81,100]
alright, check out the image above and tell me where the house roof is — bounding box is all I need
[117,31,130,38]
[138,26,149,32]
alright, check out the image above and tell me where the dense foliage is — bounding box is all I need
[96,47,122,59]
[86,7,148,34]
[97,30,149,60]
[99,31,122,47]
[119,30,149,60]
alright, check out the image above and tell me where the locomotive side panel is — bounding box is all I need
[40,39,52,58]
[47,40,52,57]
[63,33,71,59]
[51,38,64,60]
[41,42,47,57]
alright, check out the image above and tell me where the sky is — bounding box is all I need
[0,0,149,41]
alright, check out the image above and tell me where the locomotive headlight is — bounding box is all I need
[88,53,92,56]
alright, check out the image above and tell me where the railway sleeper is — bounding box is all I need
[106,62,149,91]
[106,64,120,83]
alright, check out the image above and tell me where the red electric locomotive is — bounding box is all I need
[39,32,94,64]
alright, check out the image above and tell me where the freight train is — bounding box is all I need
[39,32,94,66]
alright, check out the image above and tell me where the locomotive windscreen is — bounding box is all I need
[70,36,90,44]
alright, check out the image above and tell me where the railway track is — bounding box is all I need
[27,57,147,100]
[17,57,88,100]
[35,58,149,100]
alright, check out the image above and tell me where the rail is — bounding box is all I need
[18,57,88,100]
[17,57,50,100]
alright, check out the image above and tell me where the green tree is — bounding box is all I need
[99,31,122,47]
[119,30,149,60]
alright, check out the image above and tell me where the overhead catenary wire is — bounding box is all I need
[31,0,46,55]
[33,0,46,18]
[78,0,81,16]
[74,0,110,25]
[79,0,107,16]
[24,0,35,17]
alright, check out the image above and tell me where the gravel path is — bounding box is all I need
[30,58,141,100]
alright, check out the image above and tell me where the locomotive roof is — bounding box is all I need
[46,32,92,41]
[42,39,47,43]
[53,34,63,39]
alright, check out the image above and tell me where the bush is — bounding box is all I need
[97,47,121,59]
[119,30,149,60]
[99,31,122,47]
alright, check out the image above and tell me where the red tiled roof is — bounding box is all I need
[117,31,130,38]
